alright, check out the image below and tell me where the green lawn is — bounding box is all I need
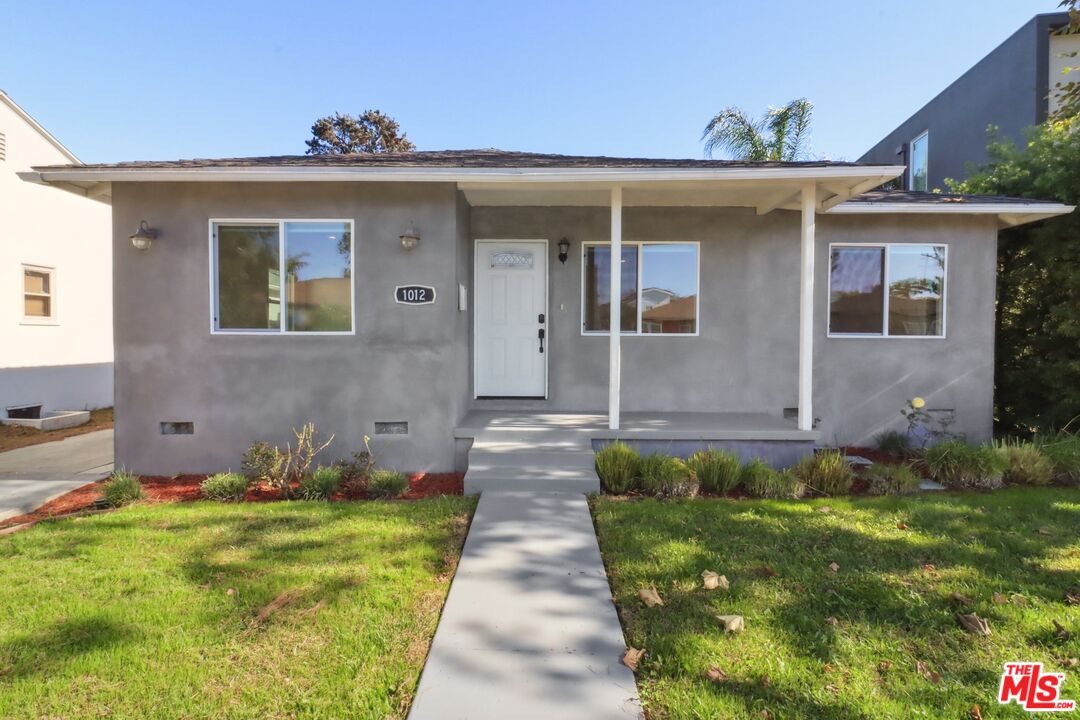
[593,488,1080,719]
[0,497,475,719]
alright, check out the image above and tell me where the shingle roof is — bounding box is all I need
[37,148,874,172]
[847,190,1065,206]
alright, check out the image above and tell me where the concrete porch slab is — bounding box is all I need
[409,491,641,720]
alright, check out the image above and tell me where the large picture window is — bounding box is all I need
[582,242,698,335]
[212,220,353,334]
[829,243,945,337]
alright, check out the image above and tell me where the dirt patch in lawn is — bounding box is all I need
[0,407,114,453]
[0,470,465,529]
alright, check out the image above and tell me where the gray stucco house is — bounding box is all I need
[861,12,1077,191]
[22,151,1073,491]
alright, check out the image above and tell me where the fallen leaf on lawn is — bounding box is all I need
[922,564,937,574]
[928,670,942,684]
[877,660,892,673]
[702,571,729,591]
[1037,527,1053,536]
[760,710,774,720]
[916,660,929,675]
[829,562,840,573]
[825,616,838,626]
[970,704,984,720]
[226,587,237,597]
[1064,658,1078,668]
[1053,620,1072,641]
[248,588,301,630]
[638,586,664,608]
[760,675,771,687]
[1065,588,1080,605]
[823,662,834,673]
[818,505,833,514]
[1010,594,1029,606]
[992,592,1009,605]
[949,592,974,605]
[717,614,745,633]
[755,565,780,578]
[622,647,645,672]
[825,684,840,695]
[704,665,727,684]
[957,613,992,636]
[896,522,909,530]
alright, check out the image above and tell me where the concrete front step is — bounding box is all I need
[468,450,597,469]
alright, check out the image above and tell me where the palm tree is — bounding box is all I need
[702,98,813,161]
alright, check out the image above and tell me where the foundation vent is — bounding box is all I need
[374,421,408,435]
[160,421,194,435]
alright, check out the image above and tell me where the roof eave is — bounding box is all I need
[828,200,1076,227]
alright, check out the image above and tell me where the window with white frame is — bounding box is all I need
[909,131,929,191]
[22,265,55,320]
[582,242,699,335]
[828,243,946,337]
[212,220,353,333]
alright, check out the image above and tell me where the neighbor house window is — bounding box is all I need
[909,131,928,191]
[212,220,353,333]
[22,265,55,321]
[582,242,699,335]
[829,243,945,337]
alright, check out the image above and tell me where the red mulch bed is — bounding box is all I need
[0,471,465,530]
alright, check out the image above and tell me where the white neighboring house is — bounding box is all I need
[0,90,112,417]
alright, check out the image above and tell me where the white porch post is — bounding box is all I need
[798,183,816,432]
[609,186,623,430]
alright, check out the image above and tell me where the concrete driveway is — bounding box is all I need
[0,429,114,521]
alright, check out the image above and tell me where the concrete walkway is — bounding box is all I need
[0,429,114,520]
[409,491,641,720]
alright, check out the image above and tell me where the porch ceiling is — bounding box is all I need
[458,176,892,213]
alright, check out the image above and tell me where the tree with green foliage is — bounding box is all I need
[1050,0,1080,120]
[306,110,415,155]
[949,115,1080,435]
[701,98,813,161]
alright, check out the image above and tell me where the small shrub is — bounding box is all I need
[865,463,922,495]
[638,454,698,498]
[686,448,741,494]
[874,430,911,458]
[300,466,343,500]
[200,472,248,501]
[102,471,145,507]
[923,441,1007,490]
[996,439,1054,486]
[243,441,288,485]
[338,435,375,493]
[741,459,805,499]
[792,450,855,495]
[368,470,409,499]
[595,442,641,494]
[1035,431,1080,485]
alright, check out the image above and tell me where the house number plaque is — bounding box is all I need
[394,285,436,305]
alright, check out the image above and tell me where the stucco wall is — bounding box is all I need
[472,206,998,446]
[111,181,469,474]
[112,186,998,474]
[1,98,112,412]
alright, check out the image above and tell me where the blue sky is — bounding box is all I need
[2,0,1057,164]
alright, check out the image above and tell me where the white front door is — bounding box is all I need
[475,240,548,397]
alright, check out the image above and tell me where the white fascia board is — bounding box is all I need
[24,164,905,185]
[830,200,1075,221]
[0,91,81,164]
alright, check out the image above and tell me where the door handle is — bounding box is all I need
[538,328,545,353]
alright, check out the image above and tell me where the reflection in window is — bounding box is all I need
[583,243,698,335]
[214,221,352,333]
[216,225,280,330]
[23,267,54,318]
[583,245,637,332]
[829,247,884,334]
[285,222,352,332]
[888,245,944,336]
[829,244,945,337]
[640,244,697,334]
[910,132,928,191]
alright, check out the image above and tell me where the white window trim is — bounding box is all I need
[826,242,948,340]
[909,130,929,191]
[209,218,356,336]
[580,240,701,337]
[20,264,58,326]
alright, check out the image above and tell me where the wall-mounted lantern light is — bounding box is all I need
[130,220,157,251]
[400,224,420,251]
[558,237,570,264]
